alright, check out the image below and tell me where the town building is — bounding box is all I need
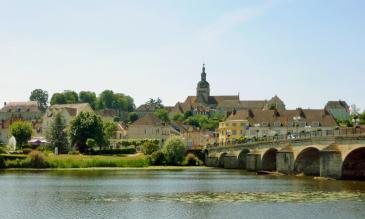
[0,101,43,144]
[42,103,93,136]
[325,100,350,122]
[170,64,286,116]
[127,113,179,145]
[218,108,338,145]
[171,122,214,149]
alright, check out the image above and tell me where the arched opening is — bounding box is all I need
[294,147,320,176]
[262,148,278,171]
[342,147,365,180]
[218,152,227,167]
[237,149,250,169]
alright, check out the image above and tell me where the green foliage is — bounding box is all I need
[129,112,139,123]
[69,112,104,152]
[90,147,136,155]
[0,156,5,168]
[172,114,184,122]
[98,90,115,109]
[183,111,193,119]
[10,121,33,149]
[237,136,247,144]
[98,90,135,113]
[47,113,69,153]
[50,90,79,105]
[30,89,49,111]
[27,150,49,168]
[150,151,166,165]
[183,112,225,131]
[103,121,118,148]
[79,91,97,109]
[162,137,187,165]
[114,139,159,147]
[0,154,27,160]
[50,93,67,105]
[22,148,32,154]
[86,138,97,149]
[142,141,159,155]
[182,153,203,166]
[155,108,170,122]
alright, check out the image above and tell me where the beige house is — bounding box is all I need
[127,113,178,145]
[42,103,93,136]
[171,122,212,149]
[0,101,43,144]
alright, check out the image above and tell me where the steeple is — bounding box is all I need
[196,63,210,104]
[201,63,207,81]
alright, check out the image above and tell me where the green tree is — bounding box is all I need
[9,121,33,149]
[63,90,79,104]
[142,141,159,155]
[129,112,139,123]
[86,138,97,149]
[155,108,170,122]
[172,114,184,122]
[79,91,97,109]
[113,93,127,114]
[30,89,49,111]
[47,113,69,153]
[69,112,104,152]
[50,93,67,105]
[162,137,187,165]
[125,95,135,112]
[103,121,118,149]
[99,90,114,109]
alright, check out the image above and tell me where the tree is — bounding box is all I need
[129,112,139,123]
[142,141,159,155]
[69,112,104,152]
[10,121,33,149]
[103,121,118,149]
[155,108,170,122]
[30,89,49,111]
[99,90,114,109]
[50,93,67,105]
[63,90,79,104]
[172,114,184,122]
[125,95,135,112]
[145,97,164,110]
[47,113,69,153]
[79,91,97,109]
[113,93,127,114]
[162,137,187,165]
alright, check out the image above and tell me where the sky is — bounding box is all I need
[0,0,364,110]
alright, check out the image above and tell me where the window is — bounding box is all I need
[312,121,320,127]
[17,108,21,112]
[274,121,281,127]
[261,122,269,127]
[232,123,237,127]
[240,130,243,135]
[232,130,237,135]
[299,122,306,127]
[240,123,245,127]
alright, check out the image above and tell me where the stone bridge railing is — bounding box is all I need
[206,135,365,180]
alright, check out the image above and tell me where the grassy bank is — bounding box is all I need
[4,153,150,168]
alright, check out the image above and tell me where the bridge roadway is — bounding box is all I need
[205,135,365,180]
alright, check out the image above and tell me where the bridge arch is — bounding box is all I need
[293,147,320,176]
[218,152,227,167]
[262,148,278,171]
[342,146,365,180]
[237,149,250,169]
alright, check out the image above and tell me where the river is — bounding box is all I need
[1,168,365,219]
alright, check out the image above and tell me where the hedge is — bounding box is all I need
[0,154,28,160]
[90,147,136,155]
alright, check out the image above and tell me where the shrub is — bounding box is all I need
[27,150,49,168]
[150,151,166,165]
[162,137,187,165]
[90,147,136,155]
[0,156,5,168]
[182,153,203,166]
[22,148,32,154]
[0,154,27,160]
[142,141,159,155]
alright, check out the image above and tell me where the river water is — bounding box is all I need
[1,168,365,219]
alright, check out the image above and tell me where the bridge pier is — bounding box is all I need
[320,144,342,179]
[223,152,239,169]
[276,146,294,174]
[246,150,262,171]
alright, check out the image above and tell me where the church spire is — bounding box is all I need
[201,63,207,81]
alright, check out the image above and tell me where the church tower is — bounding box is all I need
[196,64,210,104]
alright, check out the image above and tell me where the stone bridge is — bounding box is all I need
[205,135,365,180]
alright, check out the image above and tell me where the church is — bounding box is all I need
[170,64,286,116]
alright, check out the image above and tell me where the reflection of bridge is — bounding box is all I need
[206,134,365,180]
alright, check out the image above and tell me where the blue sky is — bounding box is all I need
[0,0,364,110]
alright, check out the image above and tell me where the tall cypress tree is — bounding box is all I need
[48,113,69,153]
